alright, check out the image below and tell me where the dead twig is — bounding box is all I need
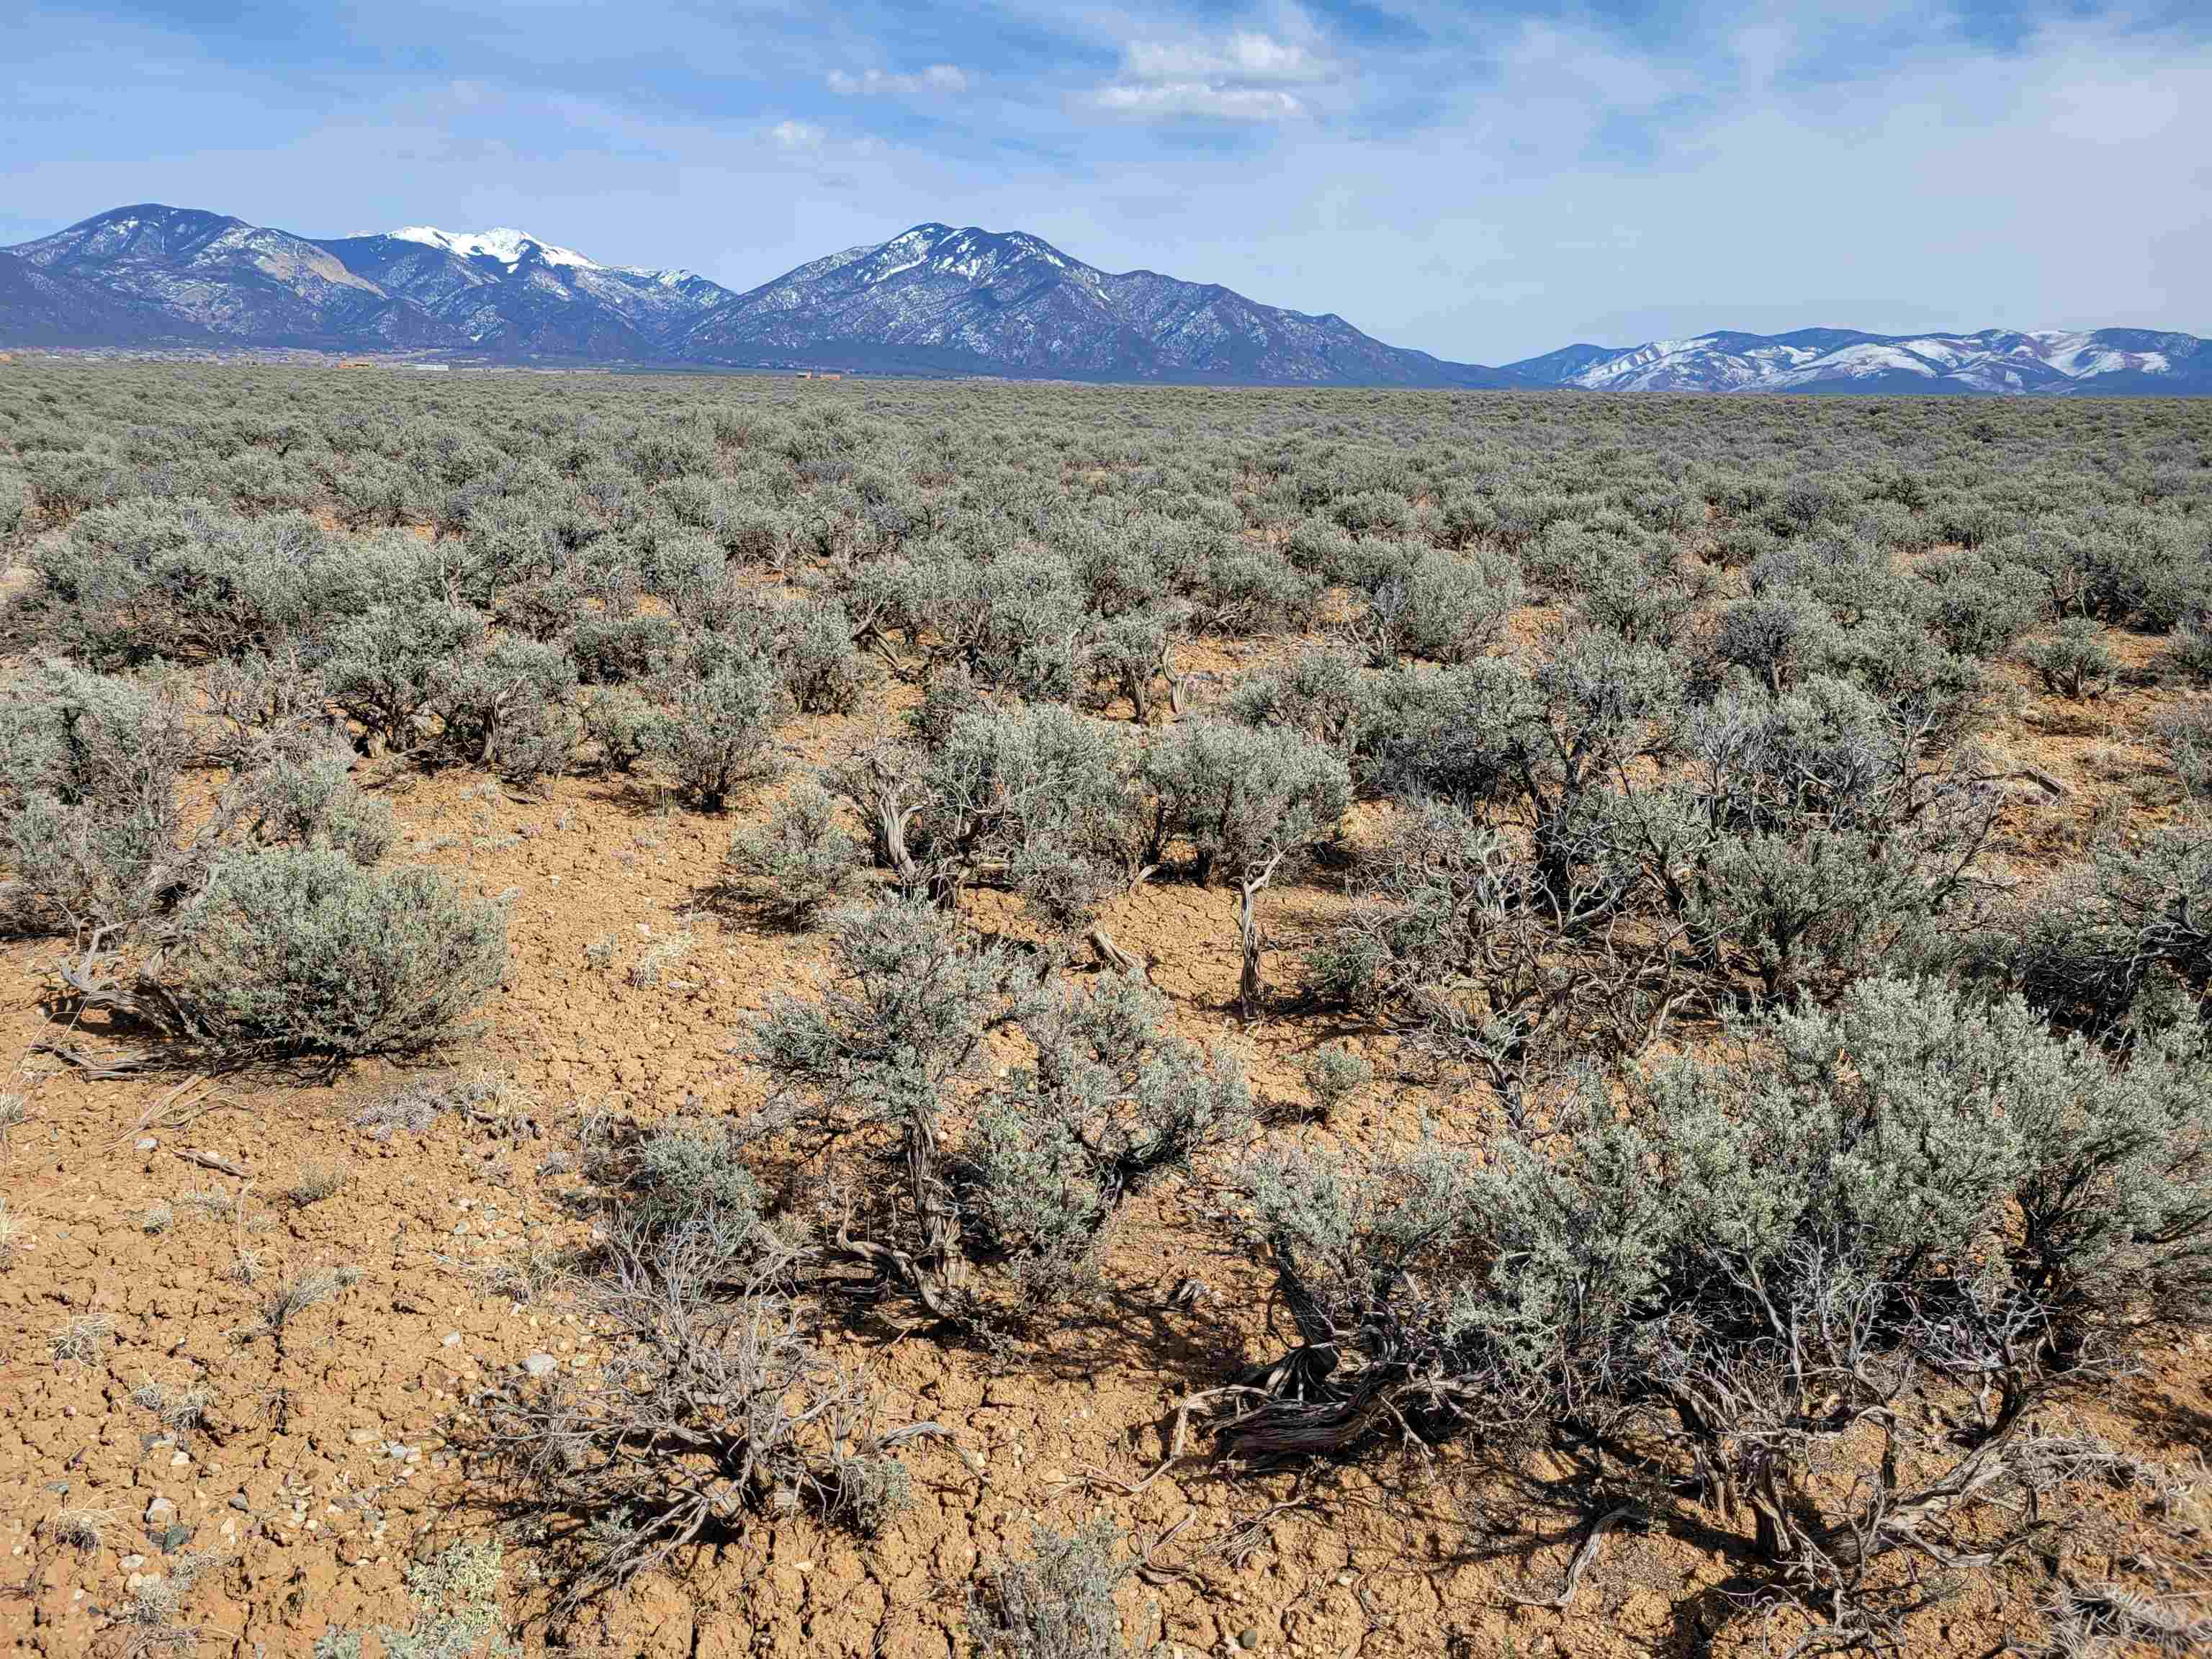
[1500,1503,1644,1610]
[176,1147,248,1177]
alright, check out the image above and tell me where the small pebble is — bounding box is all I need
[135,1137,158,1152]
[441,1331,462,1347]
[1239,1631,1261,1650]
[522,1353,559,1378]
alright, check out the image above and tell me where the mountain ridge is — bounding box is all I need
[1500,326,2212,396]
[3,203,2206,393]
[1,204,1519,386]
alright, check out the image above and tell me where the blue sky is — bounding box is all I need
[4,1,2207,361]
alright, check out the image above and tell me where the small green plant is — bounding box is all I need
[724,781,861,923]
[50,1312,113,1365]
[114,1546,218,1656]
[966,1519,1143,1659]
[235,1265,356,1348]
[1301,1043,1374,1118]
[352,1068,519,1140]
[278,1161,349,1209]
[375,1539,518,1659]
[50,1506,112,1551]
[626,929,693,989]
[130,1377,212,1437]
[2027,617,2116,699]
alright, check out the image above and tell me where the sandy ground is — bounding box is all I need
[2,613,2209,1658]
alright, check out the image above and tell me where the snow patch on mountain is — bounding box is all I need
[390,226,599,270]
[1509,327,2211,395]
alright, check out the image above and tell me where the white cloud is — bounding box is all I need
[9,0,2210,366]
[1125,32,1326,85]
[1097,27,1328,122]
[828,63,968,96]
[1094,81,1306,121]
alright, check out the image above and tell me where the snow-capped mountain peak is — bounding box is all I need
[8,202,2208,393]
[1503,327,2211,395]
[610,266,701,287]
[390,225,599,270]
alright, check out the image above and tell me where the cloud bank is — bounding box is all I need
[4,1,2206,361]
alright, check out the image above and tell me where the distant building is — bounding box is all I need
[413,363,450,372]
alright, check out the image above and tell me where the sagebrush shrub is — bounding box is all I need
[1220,974,2212,1635]
[777,594,868,714]
[566,611,675,685]
[1991,819,2212,1031]
[747,897,1017,1321]
[966,1520,1141,1659]
[2026,617,2116,699]
[238,750,394,866]
[923,702,1141,928]
[1359,547,1522,664]
[1138,719,1350,886]
[1302,1043,1373,1116]
[2171,618,2212,685]
[581,685,669,774]
[966,971,1247,1308]
[660,657,788,809]
[322,598,487,752]
[724,781,861,922]
[155,849,508,1062]
[1227,646,1374,752]
[430,637,580,786]
[472,1215,914,1616]
[2157,704,2212,798]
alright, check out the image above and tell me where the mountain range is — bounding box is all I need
[3,203,2206,395]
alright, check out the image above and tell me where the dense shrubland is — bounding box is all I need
[4,360,2211,1647]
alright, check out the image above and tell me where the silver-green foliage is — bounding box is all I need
[968,971,1248,1306]
[1991,817,2212,1032]
[1138,718,1350,886]
[158,849,508,1062]
[966,1519,1140,1659]
[376,1540,518,1659]
[752,900,1238,1321]
[1231,976,2212,1470]
[724,781,862,922]
[659,655,788,809]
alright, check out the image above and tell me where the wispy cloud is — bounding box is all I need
[1094,27,1331,122]
[1123,32,1328,85]
[1093,81,1308,121]
[4,1,2208,361]
[827,63,968,96]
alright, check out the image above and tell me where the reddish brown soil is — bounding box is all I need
[2,626,2208,1658]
